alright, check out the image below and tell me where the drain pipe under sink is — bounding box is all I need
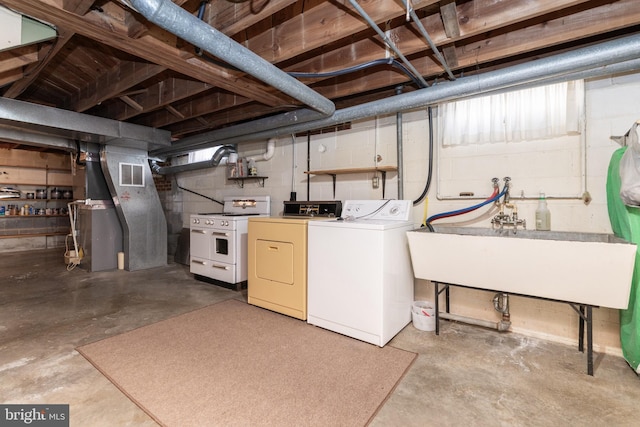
[439,292,512,332]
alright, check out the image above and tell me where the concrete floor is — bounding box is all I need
[1,249,639,426]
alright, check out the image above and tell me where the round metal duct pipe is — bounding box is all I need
[152,33,640,158]
[127,0,335,117]
[153,145,236,175]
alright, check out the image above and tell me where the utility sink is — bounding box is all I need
[407,226,637,309]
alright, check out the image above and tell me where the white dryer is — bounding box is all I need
[307,200,415,347]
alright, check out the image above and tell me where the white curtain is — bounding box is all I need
[439,80,584,146]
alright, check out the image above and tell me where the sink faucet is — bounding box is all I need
[491,177,526,233]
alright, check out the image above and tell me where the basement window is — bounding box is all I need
[435,80,585,199]
[439,80,584,145]
[120,163,144,187]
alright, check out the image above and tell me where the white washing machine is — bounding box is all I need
[307,200,415,347]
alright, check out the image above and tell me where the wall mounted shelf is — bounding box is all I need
[228,176,268,188]
[304,166,398,198]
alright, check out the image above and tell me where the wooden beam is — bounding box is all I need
[136,91,248,128]
[284,0,595,78]
[119,95,144,112]
[114,0,444,131]
[3,0,94,99]
[442,44,458,68]
[307,0,640,100]
[208,0,299,35]
[70,61,165,112]
[0,69,24,87]
[93,78,212,120]
[451,0,640,69]
[0,46,39,73]
[165,105,185,119]
[195,116,210,126]
[166,103,278,137]
[62,0,97,13]
[440,0,460,38]
[156,0,617,134]
[244,0,442,64]
[1,0,292,107]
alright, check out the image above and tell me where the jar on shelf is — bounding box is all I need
[248,158,258,176]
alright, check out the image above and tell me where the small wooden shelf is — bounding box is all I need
[304,166,397,175]
[304,166,398,197]
[228,176,268,188]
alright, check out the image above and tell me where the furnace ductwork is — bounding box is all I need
[152,145,237,175]
[126,0,334,117]
[152,34,640,158]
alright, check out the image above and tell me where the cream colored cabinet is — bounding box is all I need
[247,217,311,320]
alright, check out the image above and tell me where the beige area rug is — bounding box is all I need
[77,299,416,426]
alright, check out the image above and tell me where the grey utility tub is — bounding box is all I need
[406,226,637,309]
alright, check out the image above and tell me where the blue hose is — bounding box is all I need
[426,186,508,224]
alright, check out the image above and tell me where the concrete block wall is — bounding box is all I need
[409,72,640,354]
[175,70,640,354]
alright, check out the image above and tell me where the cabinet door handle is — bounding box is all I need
[212,264,229,270]
[191,260,206,265]
[268,246,279,251]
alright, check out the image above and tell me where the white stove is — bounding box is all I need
[190,196,270,290]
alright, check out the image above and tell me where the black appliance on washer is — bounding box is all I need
[282,200,342,217]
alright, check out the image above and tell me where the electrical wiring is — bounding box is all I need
[192,4,426,89]
[288,58,425,89]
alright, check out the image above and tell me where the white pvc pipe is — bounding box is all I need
[255,138,276,162]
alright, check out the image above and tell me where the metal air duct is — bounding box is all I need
[151,33,640,158]
[153,145,236,175]
[127,0,335,117]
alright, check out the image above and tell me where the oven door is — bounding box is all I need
[190,226,211,260]
[209,229,237,265]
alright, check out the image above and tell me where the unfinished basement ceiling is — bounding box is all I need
[0,0,639,154]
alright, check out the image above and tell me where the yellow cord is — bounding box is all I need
[421,197,429,227]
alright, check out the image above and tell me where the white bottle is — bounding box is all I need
[535,192,551,231]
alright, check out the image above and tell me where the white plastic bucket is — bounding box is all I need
[412,301,435,331]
